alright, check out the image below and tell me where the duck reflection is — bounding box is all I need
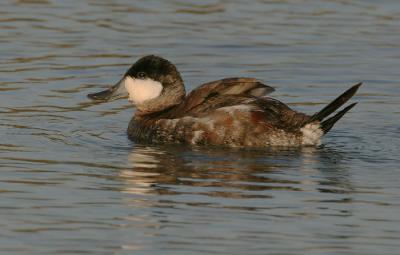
[119,144,353,198]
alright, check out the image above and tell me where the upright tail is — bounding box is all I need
[307,82,362,134]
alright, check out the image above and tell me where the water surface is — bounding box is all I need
[1,0,399,254]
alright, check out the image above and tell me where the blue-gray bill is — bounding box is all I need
[87,77,128,101]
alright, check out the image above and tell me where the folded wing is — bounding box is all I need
[180,77,274,113]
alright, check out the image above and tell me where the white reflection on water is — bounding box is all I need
[120,144,353,199]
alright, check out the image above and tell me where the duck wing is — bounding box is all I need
[179,77,274,114]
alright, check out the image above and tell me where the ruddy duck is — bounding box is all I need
[88,55,361,147]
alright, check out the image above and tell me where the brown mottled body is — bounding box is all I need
[128,82,311,147]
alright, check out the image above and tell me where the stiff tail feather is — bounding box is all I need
[307,83,362,134]
[320,102,357,133]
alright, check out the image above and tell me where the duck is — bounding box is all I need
[87,55,361,147]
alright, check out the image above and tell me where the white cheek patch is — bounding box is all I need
[123,76,163,104]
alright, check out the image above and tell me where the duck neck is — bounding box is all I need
[135,80,186,118]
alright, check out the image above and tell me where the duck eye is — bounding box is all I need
[137,72,146,79]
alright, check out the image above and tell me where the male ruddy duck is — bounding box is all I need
[88,55,361,147]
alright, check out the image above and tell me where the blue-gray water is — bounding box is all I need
[1,0,399,254]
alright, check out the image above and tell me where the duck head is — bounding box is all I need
[88,55,186,115]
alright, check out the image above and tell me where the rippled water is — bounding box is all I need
[1,0,400,254]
